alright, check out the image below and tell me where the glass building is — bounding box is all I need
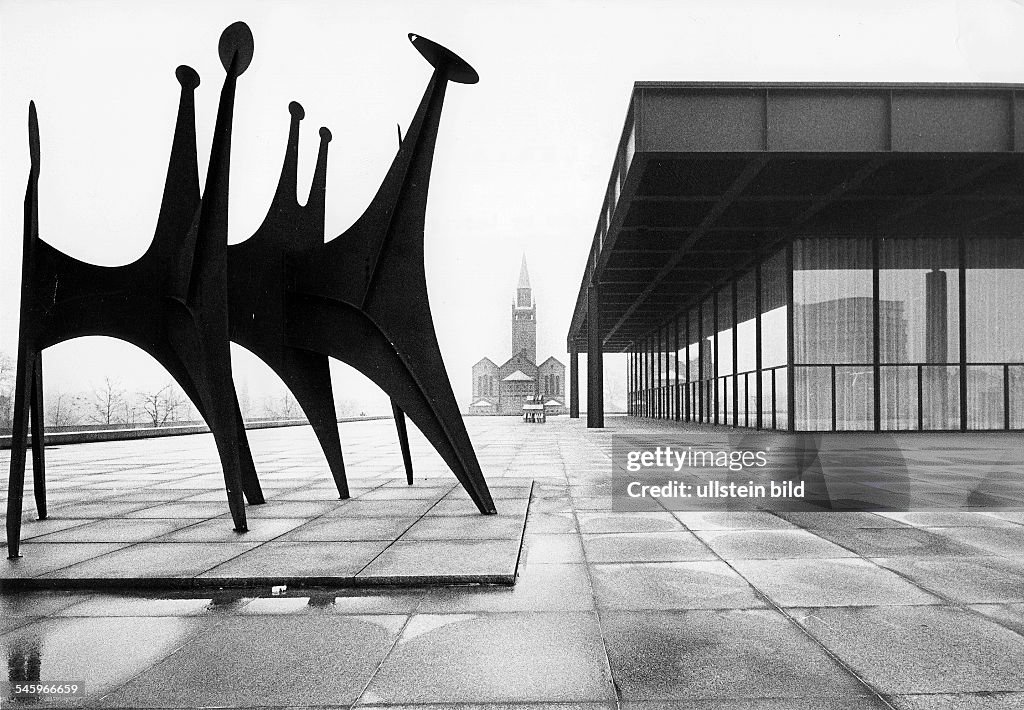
[566,83,1024,431]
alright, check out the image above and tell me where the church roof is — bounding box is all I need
[543,399,562,406]
[538,355,565,368]
[503,369,534,381]
[518,254,531,290]
[470,399,495,407]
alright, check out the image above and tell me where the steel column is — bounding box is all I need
[587,284,604,428]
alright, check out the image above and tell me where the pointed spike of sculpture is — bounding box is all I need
[273,101,304,206]
[304,126,331,231]
[28,102,39,176]
[153,66,201,258]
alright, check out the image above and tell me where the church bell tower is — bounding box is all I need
[511,255,536,364]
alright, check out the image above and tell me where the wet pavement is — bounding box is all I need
[1,416,1023,708]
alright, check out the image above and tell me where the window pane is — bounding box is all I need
[760,249,788,368]
[737,270,757,373]
[794,238,873,364]
[658,328,665,419]
[717,285,734,377]
[687,308,699,420]
[775,367,789,430]
[922,365,960,430]
[881,365,918,430]
[737,373,749,427]
[967,237,1024,363]
[967,365,1004,429]
[701,298,715,422]
[1011,366,1024,430]
[687,308,699,384]
[702,298,716,379]
[879,237,960,364]
[837,366,873,431]
[676,315,687,384]
[761,369,775,428]
[717,285,733,424]
[796,366,831,430]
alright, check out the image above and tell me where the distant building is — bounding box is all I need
[470,257,566,415]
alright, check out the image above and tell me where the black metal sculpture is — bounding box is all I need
[6,23,494,559]
[245,33,495,514]
[227,101,419,499]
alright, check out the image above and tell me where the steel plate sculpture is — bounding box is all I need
[6,22,496,559]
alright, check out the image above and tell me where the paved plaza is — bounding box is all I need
[2,416,1024,708]
[1,423,531,587]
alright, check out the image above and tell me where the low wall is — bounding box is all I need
[0,416,392,450]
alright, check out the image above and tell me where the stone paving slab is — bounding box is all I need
[2,424,532,589]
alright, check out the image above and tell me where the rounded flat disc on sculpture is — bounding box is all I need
[175,65,201,89]
[219,22,255,75]
[408,33,479,84]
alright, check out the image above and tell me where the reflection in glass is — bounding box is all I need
[879,237,960,364]
[1011,366,1024,430]
[688,308,699,421]
[676,315,687,419]
[717,285,733,424]
[737,271,756,374]
[923,366,960,430]
[968,365,1004,430]
[967,238,1024,429]
[794,238,873,365]
[836,366,873,431]
[967,238,1024,363]
[794,238,873,430]
[760,250,787,369]
[702,299,715,422]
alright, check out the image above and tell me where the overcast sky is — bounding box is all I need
[3,0,1024,415]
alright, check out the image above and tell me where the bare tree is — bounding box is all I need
[334,397,362,419]
[123,398,141,426]
[46,389,84,427]
[138,383,187,427]
[0,351,14,430]
[262,389,301,419]
[236,377,251,421]
[604,375,627,414]
[89,377,126,426]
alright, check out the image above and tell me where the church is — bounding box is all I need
[469,257,566,416]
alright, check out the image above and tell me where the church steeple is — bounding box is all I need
[516,254,532,308]
[511,254,536,363]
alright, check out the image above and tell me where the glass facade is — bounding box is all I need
[627,236,1024,431]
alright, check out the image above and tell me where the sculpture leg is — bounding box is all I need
[392,399,414,485]
[233,397,265,504]
[30,352,47,520]
[156,348,264,506]
[271,349,349,499]
[6,348,34,558]
[198,360,250,531]
[287,296,495,513]
[202,389,249,531]
[166,311,249,533]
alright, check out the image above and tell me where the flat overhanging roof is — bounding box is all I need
[567,82,1024,353]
